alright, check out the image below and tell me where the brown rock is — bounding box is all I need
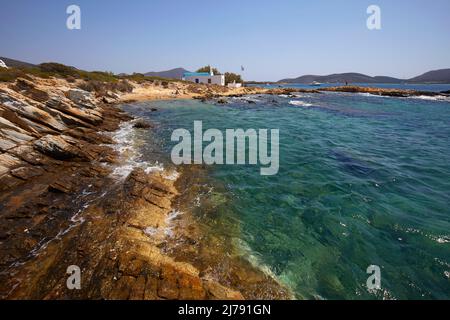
[0,173,24,192]
[178,273,206,300]
[102,96,117,104]
[66,127,113,145]
[11,78,50,102]
[34,135,83,160]
[46,96,103,125]
[133,120,152,129]
[65,89,96,109]
[203,279,244,300]
[8,145,53,165]
[0,153,24,168]
[48,179,74,193]
[0,106,40,135]
[0,92,67,132]
[10,166,44,180]
[142,190,172,209]
[129,276,146,300]
[157,266,179,299]
[109,276,135,300]
[144,275,159,300]
[0,138,16,152]
[120,256,144,277]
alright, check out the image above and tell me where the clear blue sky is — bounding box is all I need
[1,0,449,81]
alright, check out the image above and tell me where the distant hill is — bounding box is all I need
[0,56,36,68]
[278,69,450,84]
[279,73,404,84]
[408,69,450,83]
[144,68,190,79]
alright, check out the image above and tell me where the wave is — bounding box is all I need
[232,96,262,103]
[393,224,450,244]
[408,95,450,102]
[164,209,183,238]
[233,238,279,279]
[110,120,165,179]
[142,209,183,239]
[289,100,313,107]
[357,92,381,97]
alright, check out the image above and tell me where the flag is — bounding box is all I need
[241,65,245,72]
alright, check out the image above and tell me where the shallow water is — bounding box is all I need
[121,92,450,299]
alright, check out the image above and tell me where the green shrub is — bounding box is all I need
[224,72,243,85]
[78,79,133,95]
[39,62,79,77]
[0,68,22,82]
[197,65,221,75]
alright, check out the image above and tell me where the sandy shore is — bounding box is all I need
[119,80,272,103]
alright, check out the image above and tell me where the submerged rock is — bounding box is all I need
[133,119,152,129]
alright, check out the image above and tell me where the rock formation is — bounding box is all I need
[0,75,292,300]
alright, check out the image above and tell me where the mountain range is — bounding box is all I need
[144,67,190,79]
[278,69,450,84]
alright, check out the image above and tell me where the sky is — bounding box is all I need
[1,0,449,81]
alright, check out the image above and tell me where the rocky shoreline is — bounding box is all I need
[0,76,292,300]
[317,85,450,98]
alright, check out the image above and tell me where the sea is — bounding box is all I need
[119,84,450,299]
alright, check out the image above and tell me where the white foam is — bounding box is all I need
[395,225,449,244]
[110,121,165,179]
[289,100,313,107]
[435,236,450,244]
[163,170,180,181]
[144,226,158,237]
[357,92,378,97]
[144,162,164,174]
[163,210,183,238]
[234,238,278,279]
[409,95,450,102]
[233,96,262,103]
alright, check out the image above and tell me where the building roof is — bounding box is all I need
[183,72,211,77]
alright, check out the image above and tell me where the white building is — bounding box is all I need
[182,68,225,86]
[0,59,8,69]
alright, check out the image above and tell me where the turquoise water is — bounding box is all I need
[122,92,450,299]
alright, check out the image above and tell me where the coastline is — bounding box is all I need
[1,75,448,299]
[118,81,450,104]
